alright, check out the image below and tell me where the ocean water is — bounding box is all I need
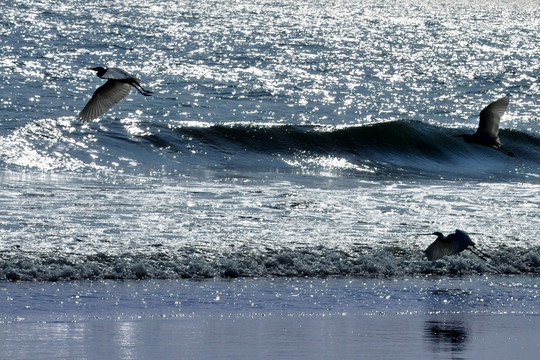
[1,0,539,281]
[1,0,539,358]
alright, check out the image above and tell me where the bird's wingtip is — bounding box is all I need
[76,113,87,122]
[494,95,510,106]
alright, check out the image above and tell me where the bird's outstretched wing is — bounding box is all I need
[425,239,452,261]
[477,96,509,138]
[448,230,474,254]
[78,80,132,121]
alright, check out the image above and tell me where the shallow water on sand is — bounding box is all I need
[3,313,539,360]
[0,277,539,359]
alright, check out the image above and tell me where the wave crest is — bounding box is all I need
[2,245,539,281]
[2,119,539,180]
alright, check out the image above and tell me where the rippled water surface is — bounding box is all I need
[2,0,540,126]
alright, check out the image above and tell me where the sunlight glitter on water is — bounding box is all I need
[1,0,539,281]
[2,0,540,128]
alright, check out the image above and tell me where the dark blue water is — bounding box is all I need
[1,0,539,281]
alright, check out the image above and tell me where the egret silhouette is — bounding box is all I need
[454,96,514,157]
[424,229,489,261]
[78,67,152,122]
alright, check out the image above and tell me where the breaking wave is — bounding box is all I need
[2,119,539,180]
[1,244,539,281]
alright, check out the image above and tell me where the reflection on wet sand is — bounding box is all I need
[424,319,469,355]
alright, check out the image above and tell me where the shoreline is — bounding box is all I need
[1,276,539,359]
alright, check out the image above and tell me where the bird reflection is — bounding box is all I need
[424,319,469,354]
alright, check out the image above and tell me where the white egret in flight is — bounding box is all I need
[78,67,152,122]
[454,96,514,157]
[424,229,489,261]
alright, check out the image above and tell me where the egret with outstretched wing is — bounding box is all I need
[424,229,489,261]
[78,67,152,122]
[454,97,514,157]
